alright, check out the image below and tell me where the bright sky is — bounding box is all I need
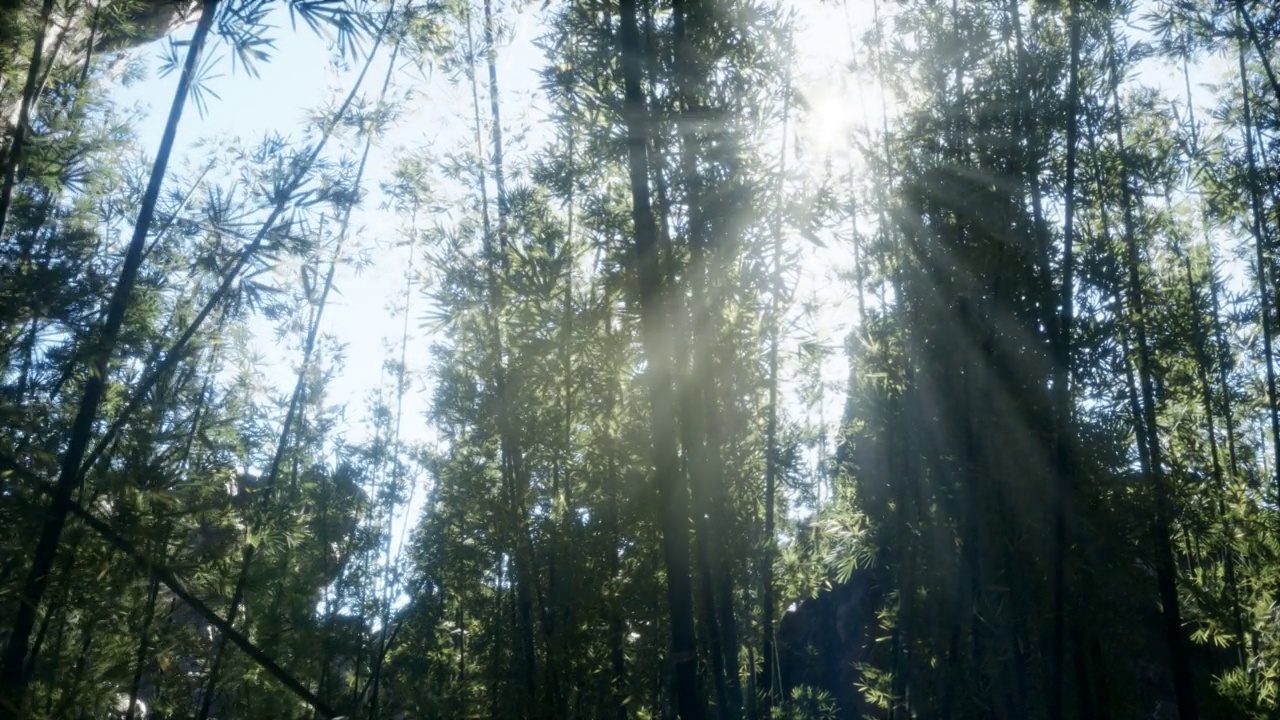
[105,0,1240,586]
[104,0,869,563]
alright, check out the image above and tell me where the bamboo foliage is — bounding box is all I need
[3,0,1280,719]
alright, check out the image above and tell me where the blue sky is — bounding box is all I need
[104,0,1241,587]
[108,0,864,465]
[102,1,868,604]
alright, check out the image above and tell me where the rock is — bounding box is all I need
[774,569,882,720]
[109,692,147,718]
[1,0,202,130]
[93,0,203,55]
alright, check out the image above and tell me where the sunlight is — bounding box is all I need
[789,0,882,176]
[9,0,1279,715]
[797,74,857,168]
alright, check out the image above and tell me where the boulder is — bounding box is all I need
[774,569,882,720]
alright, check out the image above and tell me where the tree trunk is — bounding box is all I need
[759,48,792,718]
[1108,31,1200,720]
[0,0,57,241]
[1235,0,1280,110]
[603,297,629,720]
[670,1,741,712]
[1050,1,1080,716]
[125,576,162,720]
[618,0,699,716]
[0,2,219,709]
[1237,36,1280,498]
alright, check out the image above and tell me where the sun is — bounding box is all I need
[798,77,855,166]
[789,0,891,178]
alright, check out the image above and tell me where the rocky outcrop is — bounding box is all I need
[774,569,882,720]
[94,0,203,55]
[1,0,202,129]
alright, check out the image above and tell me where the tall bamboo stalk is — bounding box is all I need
[618,0,699,715]
[0,0,58,241]
[1108,29,1199,719]
[0,2,220,707]
[1049,1,1080,716]
[759,37,791,717]
[1236,36,1280,498]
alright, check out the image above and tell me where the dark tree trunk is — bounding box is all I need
[1236,0,1280,109]
[0,0,57,241]
[1109,30,1199,720]
[759,48,792,720]
[1050,2,1081,717]
[0,3,219,710]
[618,0,699,716]
[1237,36,1280,498]
[125,577,162,720]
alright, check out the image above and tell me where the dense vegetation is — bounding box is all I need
[3,0,1280,718]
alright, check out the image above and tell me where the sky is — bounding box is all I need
[101,0,871,596]
[109,0,865,396]
[102,0,1241,590]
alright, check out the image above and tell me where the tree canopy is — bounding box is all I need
[3,0,1280,718]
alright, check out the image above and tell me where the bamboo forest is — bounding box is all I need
[10,0,1280,717]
